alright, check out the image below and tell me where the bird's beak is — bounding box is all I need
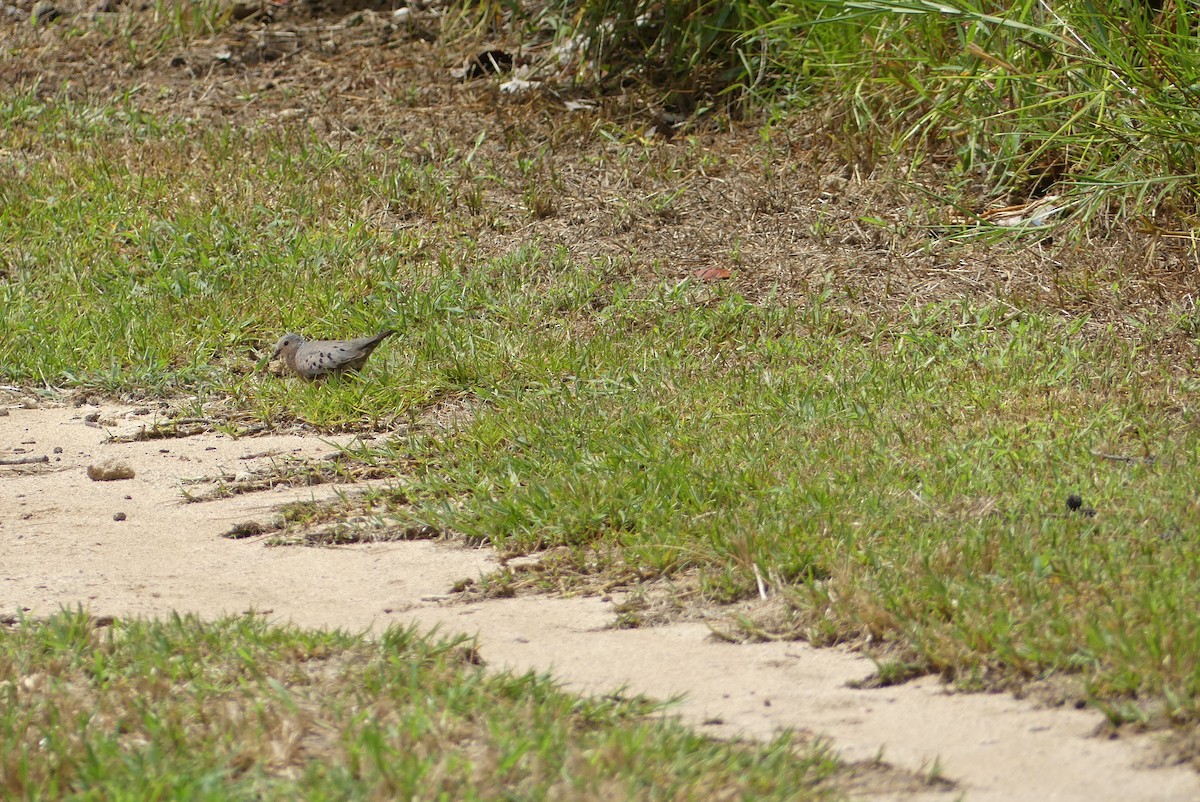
[270,345,281,360]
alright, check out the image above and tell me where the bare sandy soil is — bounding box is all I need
[3,398,1198,802]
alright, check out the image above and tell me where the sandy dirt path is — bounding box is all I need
[2,402,1196,801]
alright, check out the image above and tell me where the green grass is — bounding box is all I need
[3,32,1200,746]
[5,87,1200,719]
[0,95,444,401]
[0,611,838,799]
[382,286,1200,721]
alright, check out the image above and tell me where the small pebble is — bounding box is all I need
[113,512,126,522]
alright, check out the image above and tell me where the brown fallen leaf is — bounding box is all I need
[694,267,731,282]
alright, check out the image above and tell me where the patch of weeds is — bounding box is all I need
[610,589,663,629]
[449,576,477,593]
[522,181,558,219]
[380,160,454,219]
[836,755,958,798]
[278,499,333,526]
[0,610,840,799]
[185,454,395,503]
[252,496,442,546]
[272,516,442,547]
[851,658,929,689]
[613,610,644,629]
[471,568,519,600]
[648,186,686,222]
[222,519,283,540]
[106,415,267,443]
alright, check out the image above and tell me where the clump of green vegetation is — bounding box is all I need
[556,0,1200,220]
[0,611,838,799]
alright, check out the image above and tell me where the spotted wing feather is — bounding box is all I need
[289,330,395,379]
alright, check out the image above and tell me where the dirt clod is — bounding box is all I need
[87,459,135,481]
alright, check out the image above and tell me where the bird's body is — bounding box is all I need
[270,330,395,379]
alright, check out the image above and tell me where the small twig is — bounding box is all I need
[1091,450,1156,465]
[238,449,287,460]
[0,454,49,466]
[752,563,769,601]
[106,417,219,443]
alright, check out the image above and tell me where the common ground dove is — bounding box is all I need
[270,330,396,379]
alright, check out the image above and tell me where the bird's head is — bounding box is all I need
[270,333,305,360]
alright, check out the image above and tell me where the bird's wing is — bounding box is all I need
[296,341,360,374]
